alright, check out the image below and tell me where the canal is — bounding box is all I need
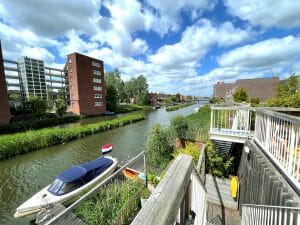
[0,103,204,225]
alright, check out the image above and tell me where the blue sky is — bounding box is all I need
[1,0,300,96]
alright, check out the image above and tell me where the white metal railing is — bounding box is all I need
[254,108,300,185]
[241,204,300,225]
[210,106,252,137]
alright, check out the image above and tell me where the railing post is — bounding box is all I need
[210,108,214,133]
[287,125,296,175]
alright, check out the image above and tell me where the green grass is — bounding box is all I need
[75,179,150,225]
[0,114,145,160]
[165,102,196,111]
[185,105,211,141]
[115,104,152,113]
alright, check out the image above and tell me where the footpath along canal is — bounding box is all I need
[0,103,204,225]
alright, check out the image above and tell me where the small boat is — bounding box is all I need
[104,111,115,116]
[101,144,112,154]
[14,155,118,218]
[122,167,145,180]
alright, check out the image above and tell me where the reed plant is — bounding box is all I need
[75,179,149,225]
[165,102,196,111]
[0,114,145,160]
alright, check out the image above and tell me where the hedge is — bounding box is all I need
[0,114,145,160]
[165,102,196,111]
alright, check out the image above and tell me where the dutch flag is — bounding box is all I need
[101,144,112,154]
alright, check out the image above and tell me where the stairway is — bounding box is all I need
[213,140,233,157]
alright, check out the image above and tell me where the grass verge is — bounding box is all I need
[165,102,196,111]
[0,114,145,160]
[115,104,152,113]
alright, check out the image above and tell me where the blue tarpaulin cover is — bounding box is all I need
[56,157,113,183]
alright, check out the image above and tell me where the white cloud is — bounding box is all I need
[224,0,300,29]
[0,0,100,37]
[21,46,55,64]
[218,36,300,68]
[148,19,251,69]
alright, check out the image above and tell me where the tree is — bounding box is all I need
[105,69,126,103]
[146,124,174,169]
[170,116,189,148]
[105,85,118,111]
[278,74,299,97]
[55,97,67,117]
[124,75,149,105]
[232,87,248,102]
[27,96,47,116]
[265,74,300,107]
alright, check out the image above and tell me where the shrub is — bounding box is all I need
[172,142,200,164]
[205,140,234,177]
[170,115,189,140]
[146,124,174,169]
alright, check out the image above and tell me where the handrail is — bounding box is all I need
[256,108,300,125]
[44,151,145,225]
[242,204,300,210]
[211,106,251,110]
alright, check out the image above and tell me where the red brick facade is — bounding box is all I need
[214,77,279,101]
[67,53,106,115]
[0,42,10,124]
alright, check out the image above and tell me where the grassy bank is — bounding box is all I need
[165,102,196,112]
[0,114,145,160]
[75,179,150,225]
[115,104,152,113]
[0,115,81,135]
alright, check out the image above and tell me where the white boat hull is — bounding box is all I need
[14,156,118,218]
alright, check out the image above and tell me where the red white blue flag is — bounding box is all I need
[101,144,112,154]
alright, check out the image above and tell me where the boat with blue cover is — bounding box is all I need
[14,155,118,218]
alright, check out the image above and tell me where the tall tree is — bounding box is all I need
[27,96,47,116]
[105,85,118,111]
[105,69,125,103]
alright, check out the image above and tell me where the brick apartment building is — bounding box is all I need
[67,53,106,115]
[0,42,11,124]
[213,77,279,101]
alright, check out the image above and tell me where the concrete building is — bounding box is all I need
[67,53,106,115]
[18,56,47,100]
[0,42,11,124]
[213,77,279,101]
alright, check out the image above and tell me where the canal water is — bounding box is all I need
[0,103,204,225]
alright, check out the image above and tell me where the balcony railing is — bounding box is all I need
[254,108,300,186]
[241,204,300,225]
[210,106,252,138]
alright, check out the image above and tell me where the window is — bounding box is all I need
[93,70,101,76]
[71,85,74,90]
[71,94,75,99]
[92,61,101,68]
[93,86,102,91]
[94,94,102,98]
[94,102,103,106]
[69,67,72,73]
[69,59,72,63]
[93,78,101,83]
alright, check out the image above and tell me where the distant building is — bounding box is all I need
[213,77,279,101]
[18,56,47,100]
[0,42,11,124]
[67,53,106,115]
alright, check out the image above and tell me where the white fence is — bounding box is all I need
[210,106,251,137]
[254,108,300,186]
[241,204,300,225]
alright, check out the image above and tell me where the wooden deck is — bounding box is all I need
[35,204,86,225]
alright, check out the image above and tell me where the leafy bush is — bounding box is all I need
[146,124,174,169]
[169,115,188,140]
[166,102,196,111]
[205,141,234,177]
[233,87,248,103]
[75,179,150,225]
[115,104,151,113]
[172,142,200,164]
[147,173,161,187]
[0,114,145,160]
